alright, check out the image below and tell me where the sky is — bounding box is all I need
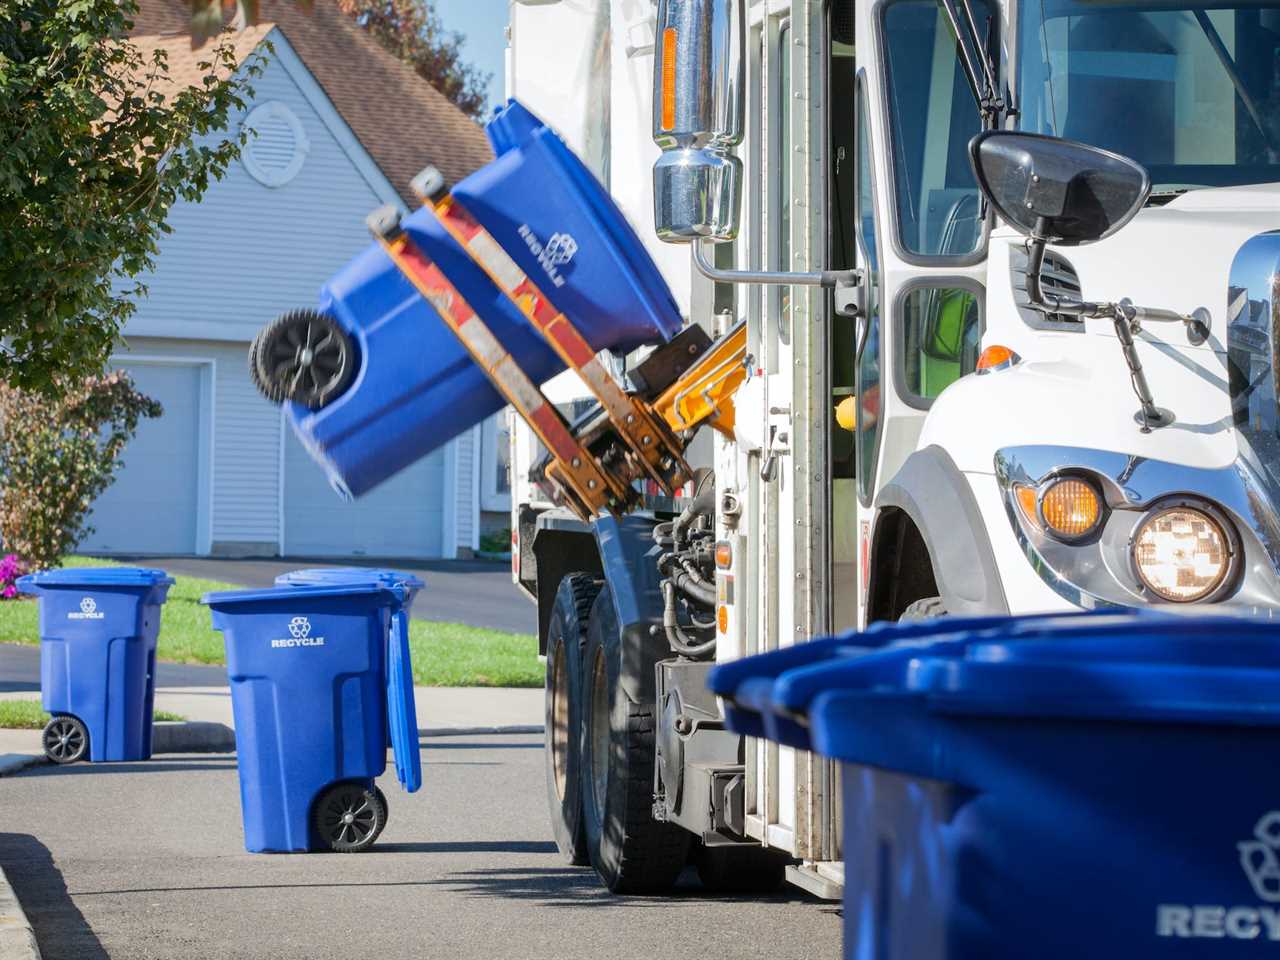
[435,0,508,112]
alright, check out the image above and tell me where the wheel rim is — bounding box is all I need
[264,312,349,405]
[551,640,570,803]
[589,646,610,818]
[319,786,378,848]
[44,718,84,762]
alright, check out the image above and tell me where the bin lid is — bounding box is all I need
[274,567,425,592]
[386,609,422,793]
[18,566,174,591]
[200,583,405,606]
[709,612,1280,755]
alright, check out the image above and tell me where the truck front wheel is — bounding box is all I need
[579,589,690,893]
[544,574,602,865]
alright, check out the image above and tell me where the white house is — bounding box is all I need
[85,0,511,560]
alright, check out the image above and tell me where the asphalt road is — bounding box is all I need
[0,738,841,960]
[0,644,225,695]
[107,556,536,634]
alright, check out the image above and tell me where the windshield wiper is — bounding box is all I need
[938,0,1006,127]
[1193,10,1280,163]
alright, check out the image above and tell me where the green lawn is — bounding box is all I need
[0,556,542,688]
[0,699,185,729]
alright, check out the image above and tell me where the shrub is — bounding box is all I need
[0,372,162,571]
[0,554,25,600]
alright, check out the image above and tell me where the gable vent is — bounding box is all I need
[1010,244,1084,329]
[241,101,310,188]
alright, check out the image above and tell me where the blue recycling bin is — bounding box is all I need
[202,583,418,853]
[710,613,1280,959]
[287,99,683,499]
[274,567,423,793]
[17,567,173,764]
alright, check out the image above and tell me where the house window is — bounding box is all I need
[480,412,512,512]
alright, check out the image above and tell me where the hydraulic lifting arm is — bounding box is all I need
[366,168,750,522]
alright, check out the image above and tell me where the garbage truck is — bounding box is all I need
[251,0,1280,899]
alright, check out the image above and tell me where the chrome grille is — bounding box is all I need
[1010,245,1084,329]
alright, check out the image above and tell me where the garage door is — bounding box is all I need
[282,426,444,558]
[82,363,204,555]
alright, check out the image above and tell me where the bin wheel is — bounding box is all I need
[251,309,356,410]
[579,588,691,893]
[544,573,603,866]
[314,782,386,853]
[42,715,88,764]
[372,786,389,844]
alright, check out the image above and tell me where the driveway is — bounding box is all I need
[0,738,841,960]
[102,555,535,634]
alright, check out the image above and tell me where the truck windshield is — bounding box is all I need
[1018,1,1280,193]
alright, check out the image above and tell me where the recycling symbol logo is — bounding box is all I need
[544,232,578,266]
[80,597,97,615]
[1239,811,1280,902]
[288,616,312,640]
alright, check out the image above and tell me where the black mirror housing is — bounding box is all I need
[968,131,1151,246]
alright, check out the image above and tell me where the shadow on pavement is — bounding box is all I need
[0,833,108,960]
[443,866,827,909]
[379,840,559,855]
[0,679,39,693]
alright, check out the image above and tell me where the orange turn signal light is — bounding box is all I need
[1040,478,1102,539]
[660,28,678,131]
[715,540,733,569]
[976,344,1020,373]
[717,604,729,634]
[1014,484,1040,530]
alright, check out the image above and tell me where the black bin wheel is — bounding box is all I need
[42,715,88,764]
[313,782,386,853]
[251,309,356,410]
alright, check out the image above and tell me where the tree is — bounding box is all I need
[336,0,491,119]
[191,0,491,119]
[0,0,261,393]
[0,371,162,571]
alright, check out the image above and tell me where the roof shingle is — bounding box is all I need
[130,0,494,205]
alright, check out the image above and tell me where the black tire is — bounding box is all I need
[252,309,356,409]
[580,589,691,894]
[898,595,947,622]
[544,574,602,866]
[42,715,88,764]
[694,843,789,893]
[372,786,389,845]
[313,782,386,853]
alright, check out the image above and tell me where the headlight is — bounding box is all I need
[1133,506,1232,602]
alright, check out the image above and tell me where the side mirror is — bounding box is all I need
[968,131,1150,246]
[651,0,745,243]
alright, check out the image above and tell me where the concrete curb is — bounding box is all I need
[0,865,41,960]
[151,721,236,754]
[420,724,542,737]
[0,721,541,776]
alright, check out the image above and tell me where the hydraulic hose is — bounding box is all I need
[661,581,717,658]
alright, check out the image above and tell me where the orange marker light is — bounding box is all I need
[717,604,729,634]
[661,28,678,131]
[715,540,733,569]
[1014,484,1040,529]
[1040,478,1102,539]
[976,344,1020,372]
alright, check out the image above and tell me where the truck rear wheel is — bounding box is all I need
[544,573,602,865]
[579,589,691,894]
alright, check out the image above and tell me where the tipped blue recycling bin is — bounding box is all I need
[203,583,417,853]
[710,613,1280,959]
[17,567,173,763]
[274,567,423,793]
[288,98,684,499]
